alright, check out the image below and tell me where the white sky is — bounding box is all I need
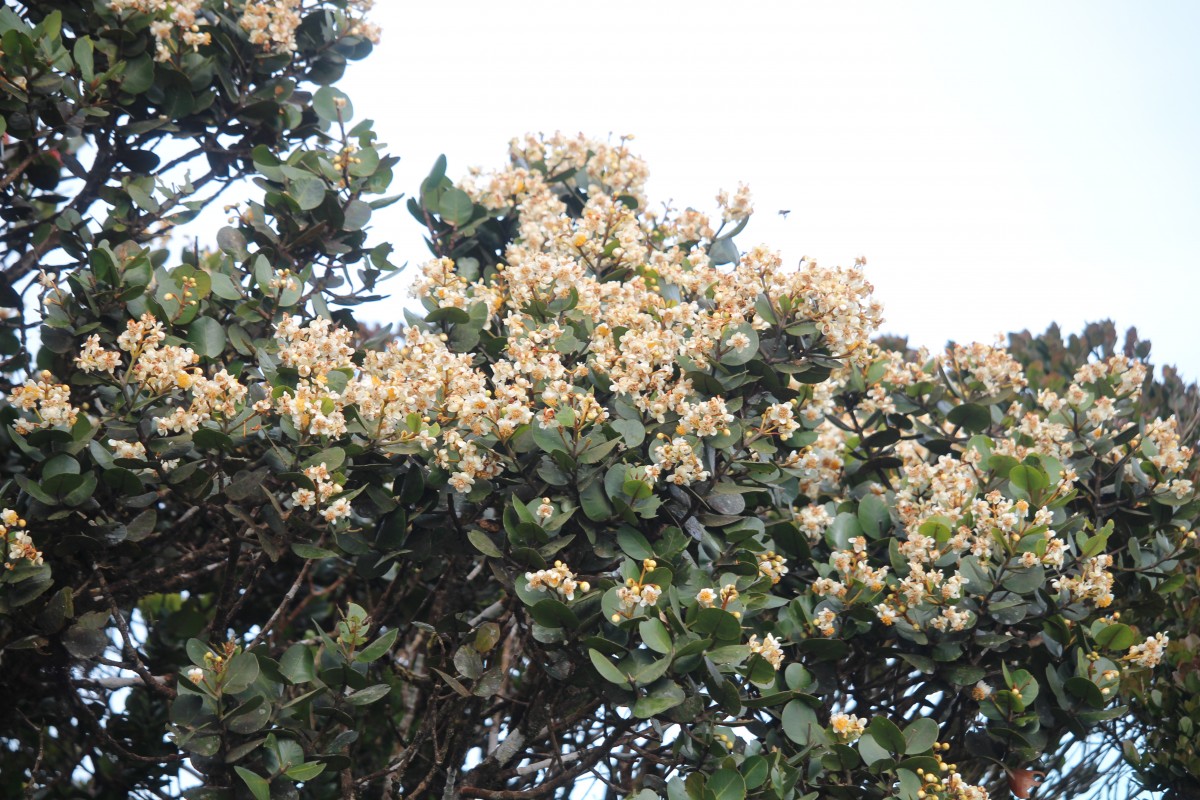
[339,1,1200,381]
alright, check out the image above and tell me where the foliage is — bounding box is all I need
[0,0,385,369]
[1003,323,1200,798]
[2,6,1199,800]
[884,321,1200,799]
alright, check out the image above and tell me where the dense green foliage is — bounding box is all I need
[2,5,1198,800]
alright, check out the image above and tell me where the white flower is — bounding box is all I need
[525,561,588,602]
[748,633,785,670]
[1127,633,1169,668]
[829,712,867,741]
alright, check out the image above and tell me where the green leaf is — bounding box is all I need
[898,653,935,674]
[121,55,155,94]
[291,543,339,560]
[1081,521,1113,557]
[578,436,622,464]
[633,654,673,685]
[784,663,813,691]
[217,226,248,259]
[1065,676,1105,707]
[782,699,818,745]
[691,608,741,644]
[704,768,746,800]
[356,628,398,663]
[280,644,315,684]
[857,494,890,537]
[63,623,109,659]
[902,718,940,754]
[589,648,631,685]
[897,768,923,800]
[467,529,503,558]
[343,199,371,231]
[43,454,79,478]
[74,36,94,83]
[709,237,739,266]
[857,732,893,768]
[63,472,98,506]
[617,526,654,560]
[1157,573,1186,595]
[36,587,73,634]
[454,645,483,679]
[234,767,270,800]
[302,447,345,471]
[222,652,260,694]
[438,188,474,226]
[1009,464,1048,494]
[579,479,612,521]
[941,664,985,686]
[291,177,326,211]
[947,403,991,433]
[639,618,673,654]
[1001,565,1045,595]
[433,668,471,697]
[633,679,685,717]
[313,86,352,122]
[187,317,226,359]
[186,638,212,667]
[529,599,579,629]
[867,716,906,755]
[610,418,645,447]
[346,684,391,705]
[474,622,502,653]
[1095,623,1136,651]
[285,762,327,782]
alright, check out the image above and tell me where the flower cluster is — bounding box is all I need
[757,551,789,585]
[525,561,588,602]
[829,712,867,742]
[695,584,739,610]
[8,372,79,434]
[507,132,651,207]
[291,463,352,523]
[915,747,991,800]
[649,436,710,486]
[107,0,210,61]
[760,402,801,438]
[77,334,122,373]
[677,398,734,438]
[2,509,41,569]
[716,183,754,224]
[109,438,147,461]
[1126,632,1169,669]
[614,560,664,619]
[616,580,662,614]
[747,632,784,670]
[1052,553,1115,608]
[943,340,1028,397]
[814,608,838,637]
[793,504,833,542]
[239,0,302,54]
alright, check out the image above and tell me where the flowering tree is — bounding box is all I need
[998,323,1200,798]
[3,5,1199,800]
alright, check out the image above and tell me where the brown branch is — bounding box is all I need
[95,572,176,699]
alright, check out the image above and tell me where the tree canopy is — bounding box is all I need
[2,4,1199,800]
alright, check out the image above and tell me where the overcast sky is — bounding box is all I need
[339,1,1199,381]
